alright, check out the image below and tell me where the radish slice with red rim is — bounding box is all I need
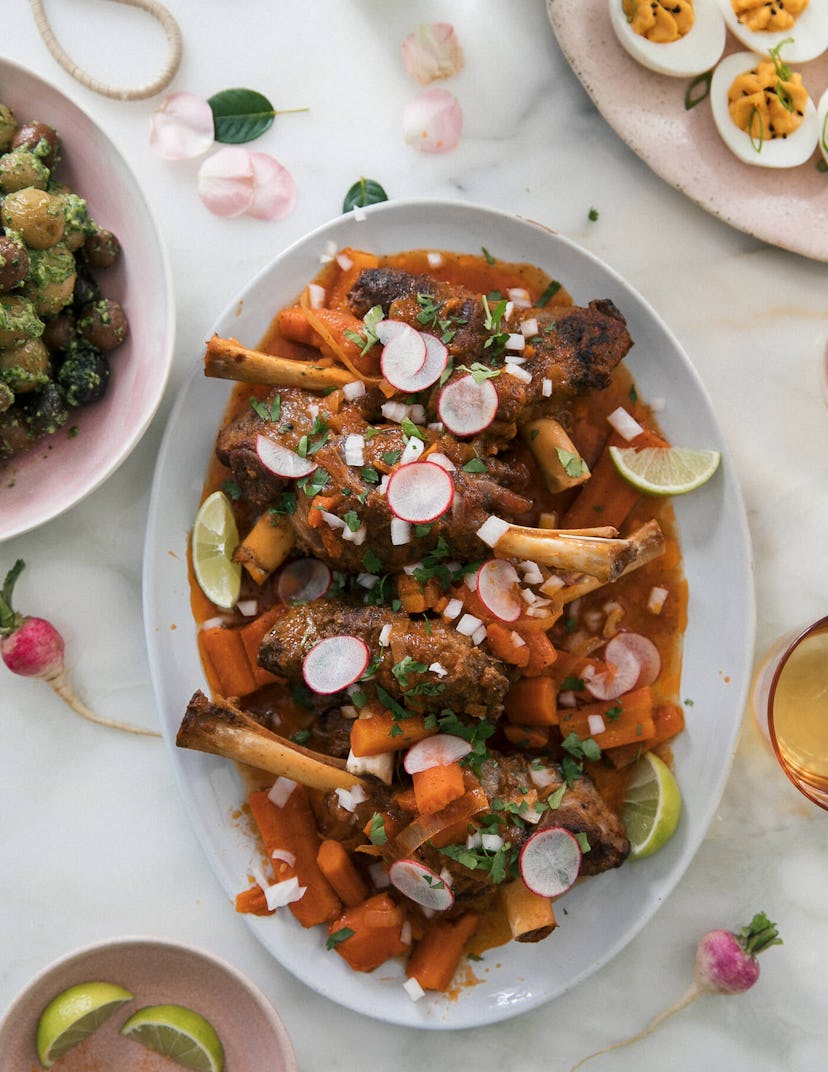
[384,331,449,394]
[386,461,454,524]
[388,858,455,911]
[302,635,370,694]
[403,734,472,774]
[256,433,318,479]
[582,640,642,701]
[519,827,582,898]
[378,320,427,382]
[437,374,499,436]
[476,559,522,622]
[276,558,331,604]
[605,631,661,689]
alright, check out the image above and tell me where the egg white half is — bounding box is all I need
[715,0,828,63]
[608,0,727,76]
[710,50,819,166]
[817,88,828,164]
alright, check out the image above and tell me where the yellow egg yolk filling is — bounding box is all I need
[730,0,809,33]
[623,0,695,42]
[728,60,808,143]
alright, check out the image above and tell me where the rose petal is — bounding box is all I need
[402,23,464,84]
[403,88,463,153]
[246,152,298,221]
[197,146,255,217]
[149,91,215,160]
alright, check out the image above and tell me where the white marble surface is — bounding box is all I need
[2,2,828,1069]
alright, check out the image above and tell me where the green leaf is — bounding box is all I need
[209,88,277,144]
[342,178,389,213]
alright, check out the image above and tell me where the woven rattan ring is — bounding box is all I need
[29,0,183,101]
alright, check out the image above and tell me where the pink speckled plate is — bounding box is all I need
[0,937,296,1070]
[0,58,174,540]
[547,0,828,261]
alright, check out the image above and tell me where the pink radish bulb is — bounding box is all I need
[256,433,318,478]
[582,641,642,701]
[476,559,523,623]
[437,374,499,436]
[276,558,331,604]
[0,560,158,736]
[518,826,582,898]
[385,460,454,524]
[378,321,427,385]
[382,331,448,393]
[302,634,370,694]
[605,631,661,689]
[569,912,782,1071]
[403,734,472,774]
[388,858,455,910]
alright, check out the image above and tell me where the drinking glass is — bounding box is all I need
[752,616,828,809]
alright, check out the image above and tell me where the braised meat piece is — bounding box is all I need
[348,267,633,427]
[258,596,514,720]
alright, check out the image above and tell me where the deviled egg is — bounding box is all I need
[817,88,828,165]
[608,0,727,77]
[710,49,819,166]
[715,0,828,64]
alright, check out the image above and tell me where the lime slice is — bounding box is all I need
[36,980,134,1067]
[609,445,721,496]
[192,490,242,609]
[120,1003,225,1072]
[620,751,682,859]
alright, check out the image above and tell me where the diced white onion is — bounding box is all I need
[403,977,426,1002]
[519,560,544,585]
[442,598,463,621]
[342,524,367,545]
[607,406,645,442]
[428,661,448,677]
[466,830,483,849]
[336,252,353,271]
[588,714,607,737]
[400,437,425,465]
[471,624,487,645]
[456,613,483,636]
[520,587,537,605]
[356,572,379,589]
[319,239,338,263]
[647,585,669,614]
[346,749,394,785]
[508,287,531,309]
[409,404,427,425]
[505,333,525,352]
[520,315,538,335]
[391,518,412,545]
[335,784,368,812]
[476,515,510,548]
[529,763,557,789]
[268,777,297,808]
[339,704,359,719]
[558,689,577,708]
[201,615,227,630]
[378,623,393,647]
[509,630,526,648]
[321,510,345,530]
[481,832,504,851]
[402,561,422,576]
[400,920,413,946]
[378,474,390,494]
[427,421,444,433]
[236,598,258,617]
[540,574,565,596]
[344,432,365,466]
[381,401,411,423]
[343,379,367,401]
[262,876,307,910]
[353,205,367,222]
[271,849,296,867]
[504,363,532,384]
[464,570,478,592]
[541,378,553,398]
[307,282,326,309]
[427,251,444,268]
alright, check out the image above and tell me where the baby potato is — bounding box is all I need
[54,191,92,251]
[0,235,30,291]
[22,245,76,317]
[83,228,122,270]
[0,336,50,393]
[77,297,129,352]
[0,148,50,192]
[0,294,45,348]
[11,120,60,169]
[1,188,65,249]
[0,104,17,151]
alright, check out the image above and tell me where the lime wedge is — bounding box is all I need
[120,1003,224,1072]
[36,980,134,1067]
[192,490,242,609]
[609,445,721,496]
[620,752,682,859]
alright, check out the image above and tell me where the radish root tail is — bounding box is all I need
[569,984,702,1071]
[48,670,162,738]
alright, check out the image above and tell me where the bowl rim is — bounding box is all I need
[0,56,176,542]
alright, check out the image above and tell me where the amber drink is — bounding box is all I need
[753,616,828,809]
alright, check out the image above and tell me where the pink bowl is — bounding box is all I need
[0,58,175,540]
[0,936,297,1070]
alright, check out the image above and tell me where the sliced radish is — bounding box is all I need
[385,461,454,524]
[437,374,499,436]
[256,434,318,479]
[379,321,427,382]
[519,827,582,898]
[403,734,472,774]
[582,639,642,701]
[384,331,449,394]
[388,858,455,911]
[605,631,661,689]
[302,635,370,695]
[276,558,331,604]
[476,559,522,623]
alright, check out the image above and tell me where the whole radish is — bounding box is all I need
[1,560,159,737]
[570,912,782,1070]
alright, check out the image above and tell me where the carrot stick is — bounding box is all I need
[234,513,295,585]
[412,761,466,815]
[500,877,557,942]
[520,629,558,677]
[504,676,558,726]
[502,723,551,749]
[485,621,531,668]
[277,304,374,372]
[326,248,380,311]
[234,885,274,916]
[349,711,437,757]
[199,626,258,699]
[652,701,685,744]
[316,839,370,907]
[406,912,480,991]
[558,687,655,751]
[239,605,284,688]
[248,786,342,927]
[328,893,408,972]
